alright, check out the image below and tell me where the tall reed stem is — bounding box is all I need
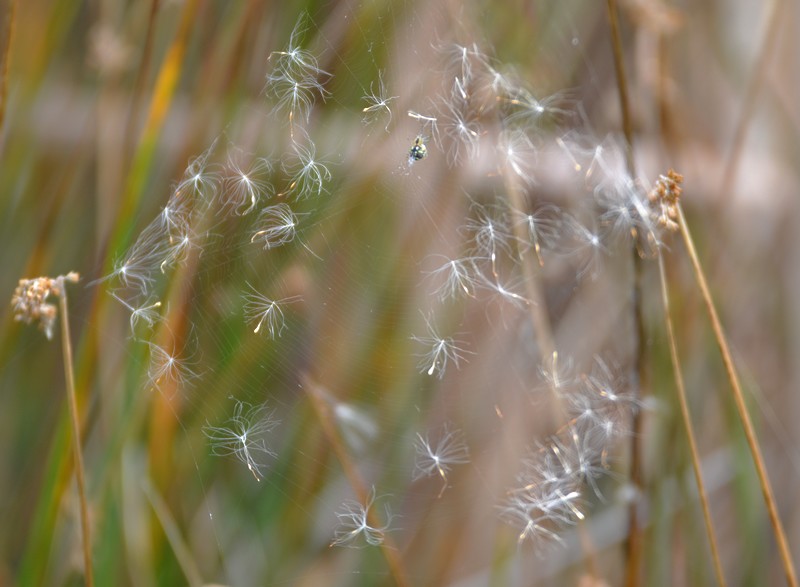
[604,2,645,584]
[677,203,797,587]
[657,253,726,587]
[0,0,16,134]
[303,375,412,587]
[58,277,94,587]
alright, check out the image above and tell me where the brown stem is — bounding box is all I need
[657,253,727,587]
[500,167,603,581]
[0,0,17,134]
[58,278,94,587]
[142,479,203,587]
[500,173,559,414]
[303,375,412,587]
[624,250,646,587]
[123,0,161,167]
[718,0,783,202]
[606,0,636,176]
[604,2,645,585]
[677,204,797,587]
[501,177,555,360]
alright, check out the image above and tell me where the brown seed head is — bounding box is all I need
[11,272,79,340]
[649,169,683,232]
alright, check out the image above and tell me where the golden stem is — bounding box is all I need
[677,204,797,587]
[303,375,412,587]
[58,277,94,587]
[658,253,727,586]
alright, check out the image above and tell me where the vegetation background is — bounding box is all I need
[1,0,799,586]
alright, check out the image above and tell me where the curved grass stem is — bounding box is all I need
[499,116,604,581]
[677,203,797,587]
[58,278,94,587]
[606,0,635,176]
[303,375,412,587]
[718,0,784,202]
[657,253,726,587]
[604,2,645,584]
[500,173,557,389]
[0,0,17,134]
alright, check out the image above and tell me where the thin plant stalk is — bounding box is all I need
[677,203,797,587]
[123,0,161,167]
[604,2,645,584]
[58,277,95,587]
[115,0,200,252]
[501,164,601,582]
[718,0,783,202]
[657,253,726,587]
[142,479,203,587]
[605,0,635,176]
[624,251,646,587]
[500,174,556,393]
[0,0,16,133]
[303,375,412,587]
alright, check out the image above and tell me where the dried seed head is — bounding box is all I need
[648,169,683,232]
[11,272,79,339]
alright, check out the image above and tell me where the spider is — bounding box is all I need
[408,136,428,164]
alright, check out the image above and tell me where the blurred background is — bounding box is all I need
[1,0,800,586]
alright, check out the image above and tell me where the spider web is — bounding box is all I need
[91,1,634,585]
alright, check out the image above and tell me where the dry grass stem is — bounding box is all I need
[303,375,412,587]
[12,273,95,585]
[57,275,95,587]
[677,201,797,587]
[658,252,727,587]
[0,0,16,134]
[604,2,643,584]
